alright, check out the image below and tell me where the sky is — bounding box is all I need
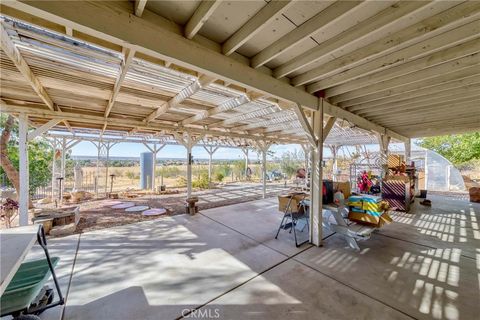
[70,141,320,160]
[70,140,413,160]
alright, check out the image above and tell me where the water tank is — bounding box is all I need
[140,152,153,189]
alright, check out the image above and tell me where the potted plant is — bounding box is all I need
[1,198,19,228]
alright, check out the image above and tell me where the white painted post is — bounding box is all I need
[152,143,157,192]
[241,147,249,180]
[104,142,111,195]
[94,142,100,198]
[331,145,340,182]
[256,142,270,199]
[377,134,391,178]
[309,100,324,247]
[50,138,58,200]
[203,145,218,183]
[60,138,67,199]
[404,139,411,164]
[18,113,29,226]
[262,148,267,198]
[187,142,193,198]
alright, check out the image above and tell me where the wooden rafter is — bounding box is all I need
[185,0,222,39]
[104,47,136,117]
[251,1,362,68]
[181,92,264,126]
[1,23,55,111]
[134,0,148,17]
[0,22,73,132]
[222,0,293,56]
[144,74,216,123]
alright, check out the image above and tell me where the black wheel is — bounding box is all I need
[14,315,41,320]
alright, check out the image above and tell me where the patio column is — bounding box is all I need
[404,139,411,164]
[309,103,324,247]
[18,113,29,226]
[241,147,249,180]
[60,138,67,199]
[301,144,310,173]
[255,141,271,199]
[103,142,116,195]
[175,132,203,198]
[203,145,219,182]
[143,142,166,191]
[330,145,341,181]
[377,134,391,178]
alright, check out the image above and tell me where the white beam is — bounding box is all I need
[222,0,293,56]
[18,113,29,226]
[0,1,319,110]
[323,117,337,142]
[312,20,480,94]
[2,103,305,143]
[310,101,323,246]
[27,118,61,141]
[145,74,216,122]
[134,0,147,17]
[322,99,408,143]
[181,93,255,126]
[293,104,316,147]
[1,1,408,143]
[104,47,136,117]
[251,1,362,68]
[185,0,222,39]
[273,1,428,78]
[1,23,55,111]
[296,2,480,89]
[338,68,480,107]
[326,38,480,98]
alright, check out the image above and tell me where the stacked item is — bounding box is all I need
[347,195,392,227]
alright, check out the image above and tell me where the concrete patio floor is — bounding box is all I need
[22,194,480,320]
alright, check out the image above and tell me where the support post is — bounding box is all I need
[203,145,219,183]
[60,138,67,199]
[255,141,270,199]
[174,132,202,198]
[18,113,29,226]
[241,147,249,180]
[377,134,391,178]
[404,139,411,164]
[301,144,310,173]
[309,99,324,247]
[330,145,341,181]
[104,142,111,195]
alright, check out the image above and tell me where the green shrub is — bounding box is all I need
[192,172,209,189]
[175,176,187,187]
[215,172,225,182]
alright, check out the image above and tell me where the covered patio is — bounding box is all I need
[1,1,479,319]
[30,193,480,320]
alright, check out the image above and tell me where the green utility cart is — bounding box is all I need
[0,225,64,320]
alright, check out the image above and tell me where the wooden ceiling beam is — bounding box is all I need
[134,0,148,18]
[104,47,136,117]
[296,2,480,89]
[144,74,216,122]
[273,0,429,78]
[222,0,293,56]
[184,0,222,39]
[251,0,362,68]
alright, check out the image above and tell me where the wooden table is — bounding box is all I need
[0,225,40,295]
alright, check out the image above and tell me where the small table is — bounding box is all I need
[0,225,40,295]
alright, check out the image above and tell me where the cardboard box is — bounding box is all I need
[278,193,305,213]
[333,181,351,199]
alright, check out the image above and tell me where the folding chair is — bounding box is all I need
[275,193,309,247]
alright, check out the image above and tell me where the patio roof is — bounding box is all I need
[0,10,384,147]
[2,1,477,148]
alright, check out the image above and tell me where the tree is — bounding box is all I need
[418,133,480,165]
[279,150,303,178]
[1,115,54,204]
